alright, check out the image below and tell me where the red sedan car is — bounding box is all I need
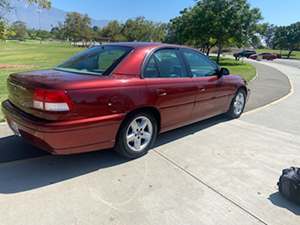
[2,42,249,159]
[249,52,277,61]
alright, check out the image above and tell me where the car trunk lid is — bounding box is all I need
[7,69,105,120]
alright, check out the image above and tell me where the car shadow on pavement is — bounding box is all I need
[0,115,229,194]
[0,148,130,194]
[0,136,48,163]
[269,192,300,215]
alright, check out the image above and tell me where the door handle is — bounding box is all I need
[157,89,167,96]
[199,87,206,92]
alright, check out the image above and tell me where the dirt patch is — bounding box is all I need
[0,64,34,69]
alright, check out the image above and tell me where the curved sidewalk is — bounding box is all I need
[245,60,291,112]
[242,60,300,136]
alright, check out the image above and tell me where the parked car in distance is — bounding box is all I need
[2,42,249,159]
[234,50,256,59]
[249,52,278,61]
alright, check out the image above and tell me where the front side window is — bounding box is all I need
[182,49,218,77]
[56,45,133,76]
[144,49,187,78]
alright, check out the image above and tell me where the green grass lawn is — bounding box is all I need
[0,40,256,121]
[257,48,300,60]
[0,40,82,121]
[213,57,256,82]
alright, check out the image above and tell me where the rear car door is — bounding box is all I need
[143,48,198,132]
[180,49,233,120]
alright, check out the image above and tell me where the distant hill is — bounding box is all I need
[1,0,109,30]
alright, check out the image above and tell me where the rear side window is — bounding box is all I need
[144,49,188,78]
[56,45,132,76]
[144,57,160,78]
[182,49,218,77]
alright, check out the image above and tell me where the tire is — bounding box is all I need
[226,89,246,119]
[114,112,158,159]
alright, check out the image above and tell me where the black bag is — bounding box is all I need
[278,167,300,205]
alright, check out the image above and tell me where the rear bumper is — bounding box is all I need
[1,100,124,155]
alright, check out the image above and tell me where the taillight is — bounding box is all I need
[33,88,73,112]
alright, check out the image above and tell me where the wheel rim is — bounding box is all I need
[233,92,245,116]
[126,116,153,152]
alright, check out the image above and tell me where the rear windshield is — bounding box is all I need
[55,45,133,76]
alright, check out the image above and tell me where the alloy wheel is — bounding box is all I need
[233,92,245,116]
[126,116,153,152]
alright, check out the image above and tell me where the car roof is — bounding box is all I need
[102,42,185,49]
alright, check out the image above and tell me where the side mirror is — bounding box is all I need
[218,67,230,77]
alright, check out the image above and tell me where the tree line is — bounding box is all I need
[166,0,263,62]
[0,14,167,45]
[261,22,300,58]
[51,14,167,45]
[0,0,300,62]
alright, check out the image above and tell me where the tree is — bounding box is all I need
[0,0,51,10]
[168,0,262,62]
[285,22,300,58]
[0,19,12,40]
[99,18,167,43]
[272,22,300,58]
[99,20,126,42]
[64,12,92,45]
[149,22,167,42]
[167,8,217,55]
[26,0,51,8]
[36,29,51,41]
[0,19,6,40]
[272,26,288,52]
[27,29,38,40]
[122,17,167,42]
[10,21,28,40]
[259,23,277,48]
[1,0,51,41]
[92,26,99,32]
[26,29,50,42]
[50,23,66,40]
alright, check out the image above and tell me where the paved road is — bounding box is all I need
[0,61,299,225]
[245,61,291,112]
[274,59,300,69]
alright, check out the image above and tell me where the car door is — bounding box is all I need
[143,48,198,132]
[180,48,233,121]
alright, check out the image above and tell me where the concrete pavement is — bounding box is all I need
[0,60,300,225]
[242,60,300,135]
[274,59,300,69]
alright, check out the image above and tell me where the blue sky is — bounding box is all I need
[52,0,299,25]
